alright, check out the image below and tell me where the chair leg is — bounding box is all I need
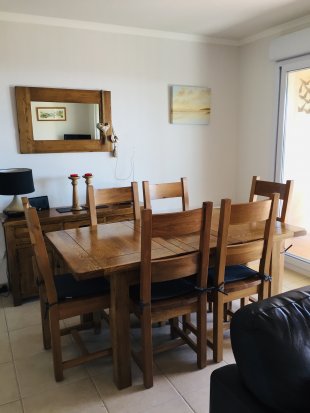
[169,317,178,339]
[197,296,207,369]
[49,307,64,382]
[213,294,224,363]
[182,314,191,334]
[141,308,153,389]
[223,303,229,322]
[240,297,249,307]
[39,291,51,349]
[93,311,102,334]
[260,281,269,301]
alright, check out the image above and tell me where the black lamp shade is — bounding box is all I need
[0,168,35,195]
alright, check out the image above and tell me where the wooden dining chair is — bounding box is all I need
[247,176,293,304]
[249,176,293,222]
[207,193,279,363]
[22,197,112,382]
[130,202,213,388]
[142,177,189,211]
[88,181,140,226]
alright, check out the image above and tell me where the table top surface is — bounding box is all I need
[45,208,306,280]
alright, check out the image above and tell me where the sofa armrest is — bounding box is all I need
[210,365,275,413]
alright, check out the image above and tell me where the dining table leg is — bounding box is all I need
[109,271,132,389]
[270,239,285,296]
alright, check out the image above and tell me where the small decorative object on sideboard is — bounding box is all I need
[68,174,83,211]
[0,168,35,216]
[82,173,93,207]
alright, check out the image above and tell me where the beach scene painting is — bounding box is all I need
[170,85,211,124]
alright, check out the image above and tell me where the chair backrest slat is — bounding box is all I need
[249,176,293,222]
[151,252,200,283]
[215,194,279,285]
[143,177,189,211]
[226,240,265,266]
[151,208,202,238]
[88,181,140,226]
[140,202,213,304]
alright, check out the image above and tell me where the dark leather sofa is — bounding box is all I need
[209,286,310,413]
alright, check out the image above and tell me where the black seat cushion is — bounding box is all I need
[130,276,196,303]
[55,273,110,301]
[230,286,310,413]
[208,264,259,286]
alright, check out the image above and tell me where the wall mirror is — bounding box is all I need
[15,86,112,153]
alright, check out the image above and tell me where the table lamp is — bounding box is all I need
[0,168,35,217]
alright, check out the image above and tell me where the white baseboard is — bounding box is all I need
[284,254,310,277]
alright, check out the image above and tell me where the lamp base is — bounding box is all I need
[3,195,24,217]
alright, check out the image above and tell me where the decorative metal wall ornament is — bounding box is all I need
[298,78,310,113]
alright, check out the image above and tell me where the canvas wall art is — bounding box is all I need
[170,85,211,125]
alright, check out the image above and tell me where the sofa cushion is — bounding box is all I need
[231,286,310,413]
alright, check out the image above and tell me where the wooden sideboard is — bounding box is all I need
[2,204,134,305]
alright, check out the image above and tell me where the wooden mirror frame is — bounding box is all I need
[15,86,112,153]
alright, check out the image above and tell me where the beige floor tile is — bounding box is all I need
[0,363,20,406]
[181,388,210,413]
[93,369,181,413]
[1,269,307,413]
[157,348,226,396]
[0,331,12,364]
[4,300,41,332]
[0,308,7,333]
[14,346,88,398]
[0,295,14,308]
[22,378,108,413]
[85,357,114,380]
[166,361,226,413]
[154,344,213,376]
[77,327,111,353]
[143,397,194,413]
[0,401,23,413]
[63,315,82,328]
[9,324,45,361]
[9,324,71,361]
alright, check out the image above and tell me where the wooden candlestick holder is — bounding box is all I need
[68,175,83,211]
[82,173,94,208]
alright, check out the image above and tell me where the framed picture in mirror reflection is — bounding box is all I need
[36,107,66,121]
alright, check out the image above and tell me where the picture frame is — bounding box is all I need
[36,106,66,121]
[170,85,211,125]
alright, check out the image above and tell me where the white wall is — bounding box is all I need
[0,20,239,283]
[0,21,239,209]
[236,27,310,202]
[236,36,278,201]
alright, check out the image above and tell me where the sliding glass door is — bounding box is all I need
[276,58,310,273]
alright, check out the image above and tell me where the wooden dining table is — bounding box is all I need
[45,209,306,389]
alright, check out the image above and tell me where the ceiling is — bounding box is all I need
[0,0,310,41]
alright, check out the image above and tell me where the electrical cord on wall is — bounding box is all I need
[110,126,135,181]
[114,145,135,181]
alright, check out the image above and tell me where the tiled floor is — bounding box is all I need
[0,269,309,413]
